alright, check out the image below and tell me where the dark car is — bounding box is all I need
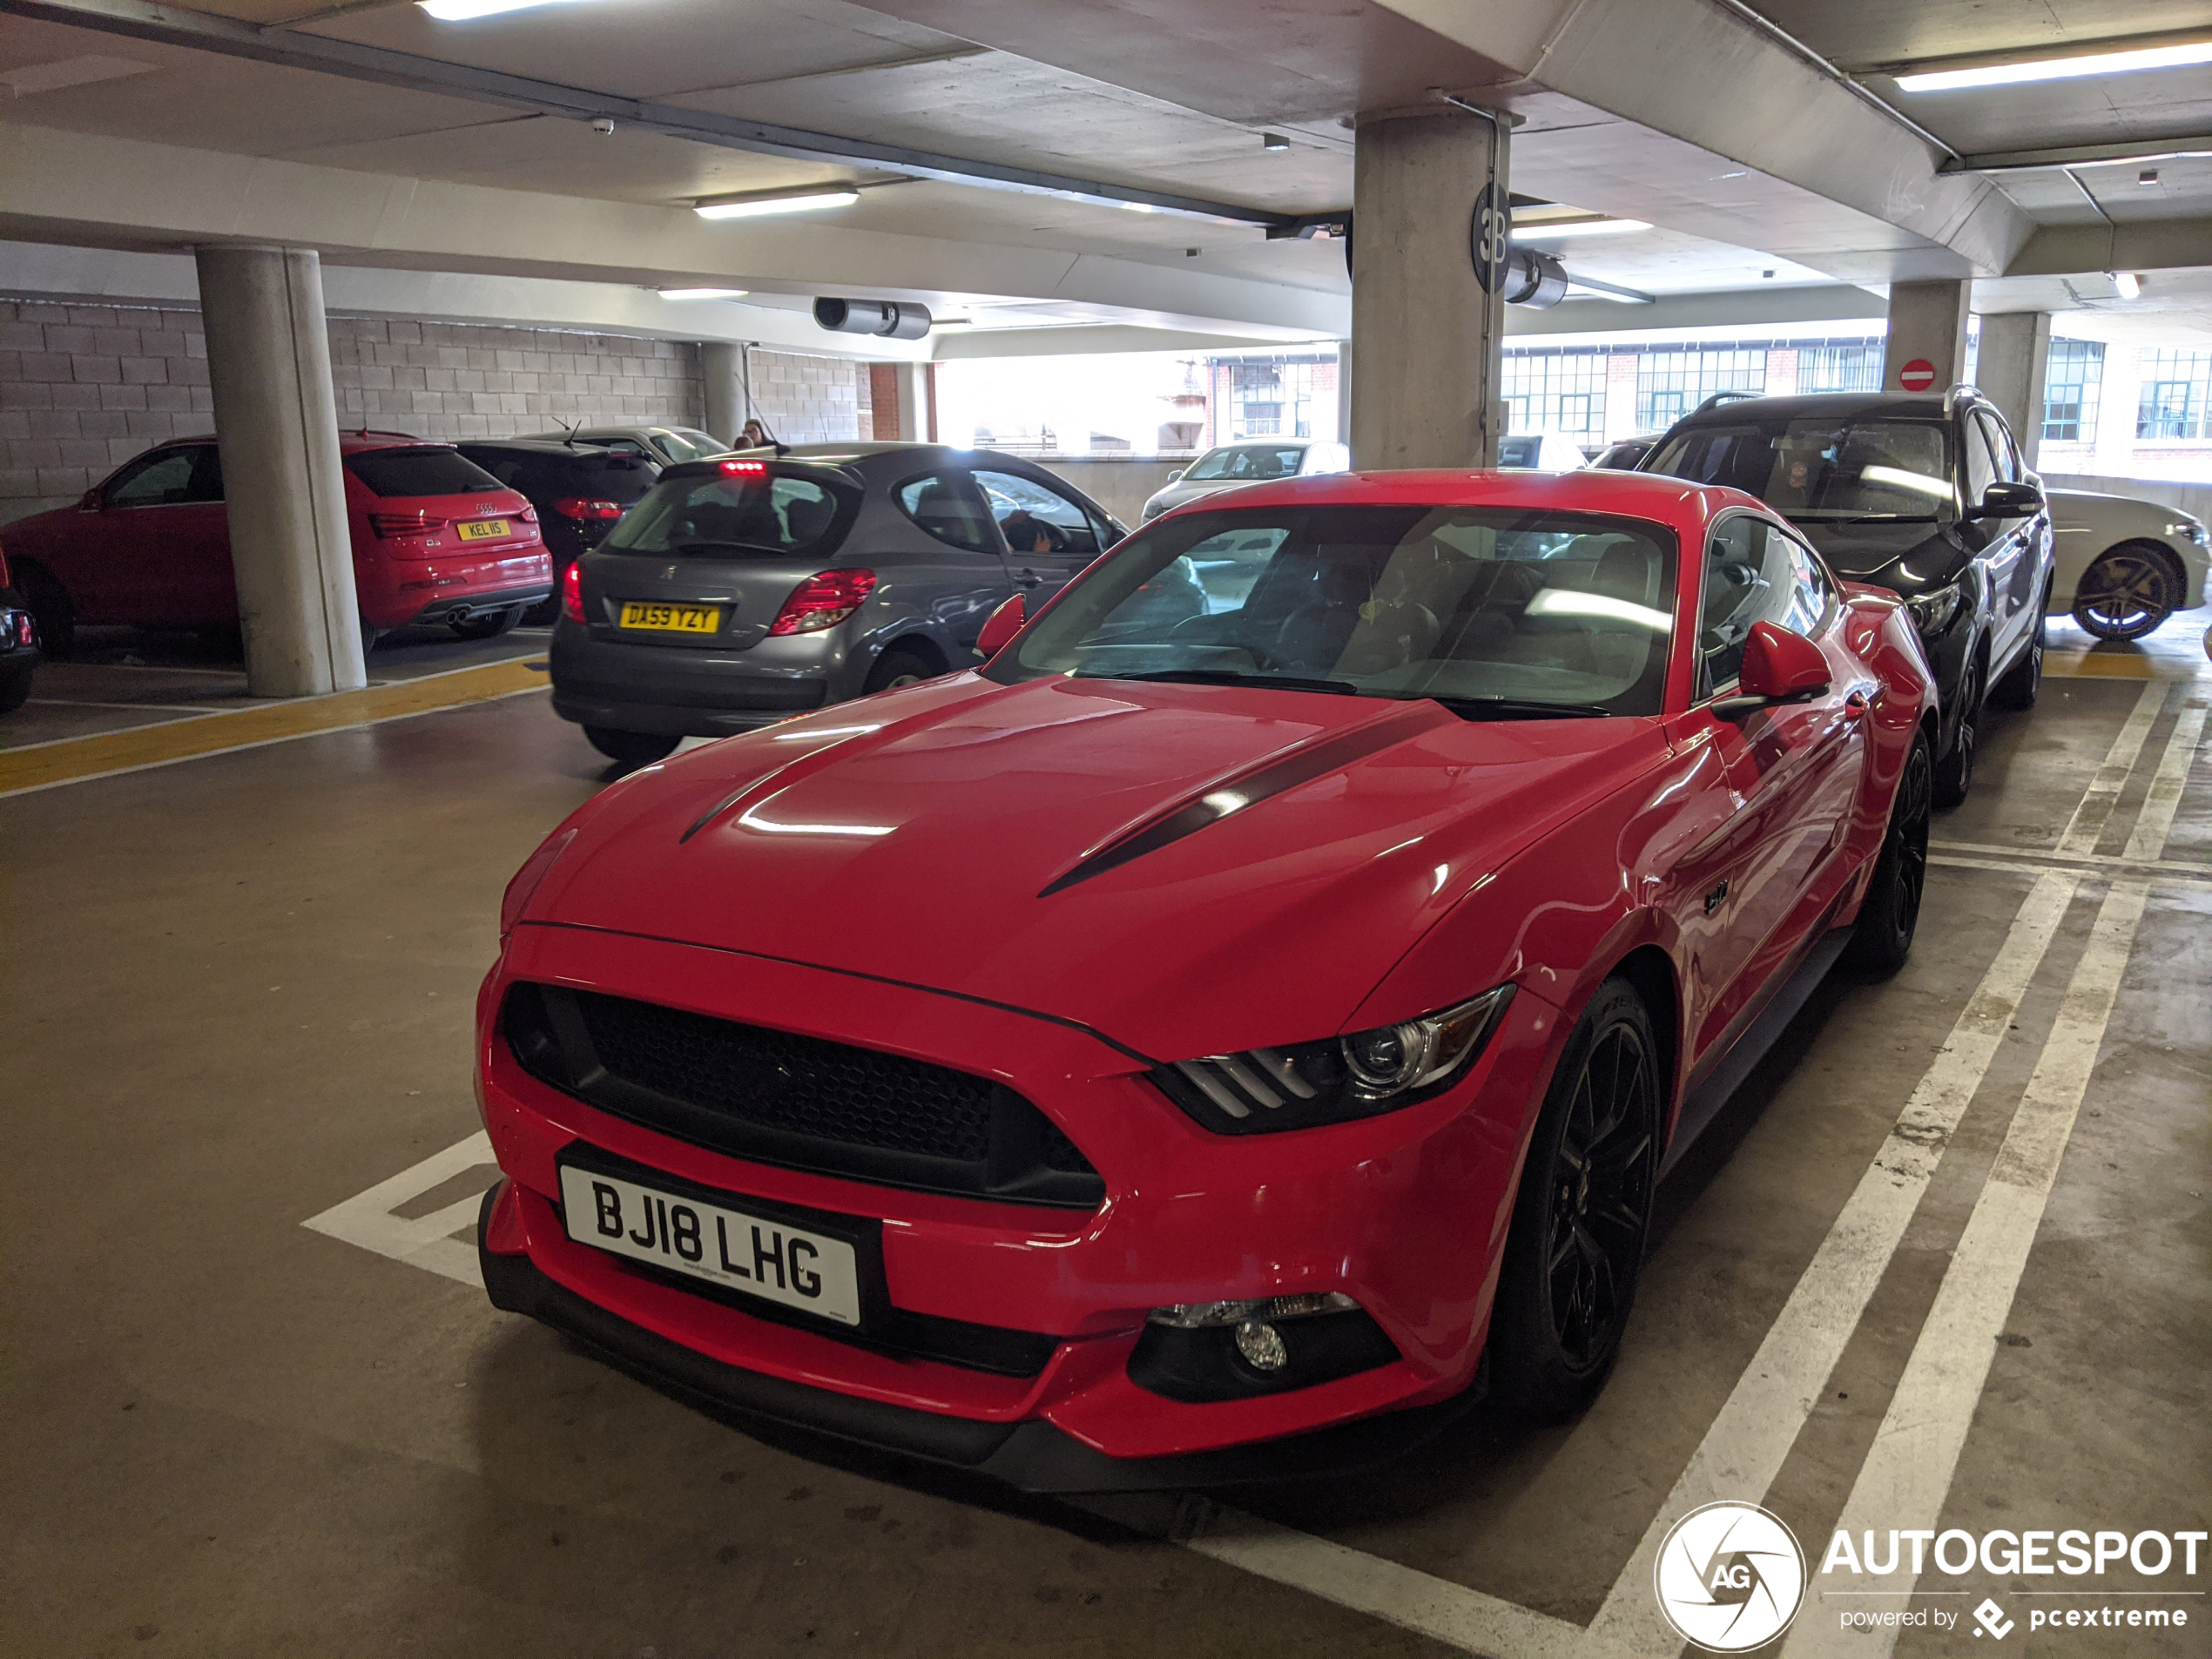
[1590,435,1661,470]
[551,443,1128,765]
[457,440,660,619]
[1642,388,2054,806]
[0,538,42,713]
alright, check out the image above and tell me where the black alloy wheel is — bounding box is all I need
[583,725,681,767]
[1844,732,1932,978]
[863,644,937,695]
[1932,659,1979,810]
[2073,543,2179,642]
[1990,598,2046,711]
[19,566,74,660]
[1491,978,1661,1420]
[0,662,31,714]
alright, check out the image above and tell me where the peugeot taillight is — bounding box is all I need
[561,560,586,624]
[552,497,625,521]
[767,570,877,636]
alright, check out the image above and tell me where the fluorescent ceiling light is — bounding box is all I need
[1861,465,1954,501]
[417,0,601,18]
[1512,218,1649,239]
[1524,590,1673,632]
[2112,270,2141,300]
[657,287,748,300]
[1895,39,2212,91]
[694,189,860,220]
[1565,283,1651,304]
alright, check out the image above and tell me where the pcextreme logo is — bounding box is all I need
[1654,1501,1809,1652]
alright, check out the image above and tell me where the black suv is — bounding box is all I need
[456,440,660,619]
[1642,388,2054,806]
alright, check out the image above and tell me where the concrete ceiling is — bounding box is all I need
[0,0,2205,342]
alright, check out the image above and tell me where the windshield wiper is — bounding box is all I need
[1107,669,1360,695]
[668,539,781,556]
[1423,695,1613,720]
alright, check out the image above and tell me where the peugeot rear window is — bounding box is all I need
[345,448,505,498]
[602,468,860,558]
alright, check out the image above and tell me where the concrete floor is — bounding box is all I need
[2,615,2205,1658]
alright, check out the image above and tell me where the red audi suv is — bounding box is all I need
[5,431,552,655]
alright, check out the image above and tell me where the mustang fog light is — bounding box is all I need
[1131,1292,1398,1403]
[1904,581,1966,637]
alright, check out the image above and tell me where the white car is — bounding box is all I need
[1497,432,1590,471]
[2047,488,2211,641]
[1140,439,1350,522]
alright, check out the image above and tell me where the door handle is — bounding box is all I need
[1015,568,1041,587]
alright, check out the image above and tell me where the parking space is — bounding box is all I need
[3,610,2204,1658]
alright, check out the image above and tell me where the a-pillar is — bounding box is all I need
[1349,107,1508,468]
[1975,312,2051,465]
[193,244,364,698]
[1881,279,1972,395]
[701,341,746,443]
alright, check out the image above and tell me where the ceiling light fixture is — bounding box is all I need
[1895,38,2212,92]
[694,189,860,220]
[417,0,602,19]
[2139,168,2161,185]
[656,287,748,300]
[1511,218,1649,239]
[2112,271,2141,300]
[1260,132,1291,152]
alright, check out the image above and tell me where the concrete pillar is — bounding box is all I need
[893,363,931,444]
[1976,312,2051,466]
[1349,108,1508,469]
[1880,279,1971,395]
[192,244,364,698]
[1334,338,1352,445]
[701,341,745,444]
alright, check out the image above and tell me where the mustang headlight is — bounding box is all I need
[2163,518,2209,549]
[1156,984,1515,1135]
[1904,581,1966,637]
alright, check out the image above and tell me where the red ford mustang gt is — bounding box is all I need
[475,469,1936,1489]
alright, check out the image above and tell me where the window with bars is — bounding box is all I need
[1502,351,1608,441]
[1224,361,1315,441]
[1635,349,1764,429]
[2136,350,2212,441]
[1796,345,1884,394]
[2041,339,2104,444]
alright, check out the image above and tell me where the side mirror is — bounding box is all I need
[1166,469,1184,483]
[79,488,103,511]
[1718,621,1829,715]
[974,592,1025,658]
[1971,480,2043,517]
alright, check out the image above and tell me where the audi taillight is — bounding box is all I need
[552,497,625,521]
[369,512,446,538]
[767,570,876,636]
[13,612,30,647]
[561,560,586,624]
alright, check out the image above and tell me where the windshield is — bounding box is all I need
[988,503,1678,718]
[655,428,729,463]
[1184,444,1305,482]
[1648,418,1952,518]
[603,469,858,557]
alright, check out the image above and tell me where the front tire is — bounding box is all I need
[1489,979,1661,1421]
[1932,659,1979,810]
[20,567,74,660]
[863,644,937,694]
[0,664,31,714]
[583,725,681,766]
[1988,600,2045,711]
[2073,543,2179,642]
[1844,732,1932,979]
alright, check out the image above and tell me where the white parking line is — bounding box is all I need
[1778,881,2149,1658]
[302,1131,495,1289]
[2121,693,2209,862]
[2056,680,2168,856]
[1578,872,2080,1658]
[1190,1509,1583,1659]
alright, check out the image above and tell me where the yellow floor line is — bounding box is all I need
[0,658,549,798]
[2045,651,2155,679]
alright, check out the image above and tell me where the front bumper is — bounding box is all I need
[549,620,842,736]
[475,924,1558,1484]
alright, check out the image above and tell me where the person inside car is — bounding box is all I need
[999,509,1057,555]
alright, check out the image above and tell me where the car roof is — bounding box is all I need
[456,437,642,459]
[335,429,461,454]
[1663,390,1964,427]
[1159,466,1763,526]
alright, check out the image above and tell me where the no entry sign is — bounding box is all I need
[1898,358,1938,393]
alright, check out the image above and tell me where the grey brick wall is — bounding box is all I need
[0,300,872,527]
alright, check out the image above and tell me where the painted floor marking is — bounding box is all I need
[1932,851,2212,894]
[1932,837,2211,878]
[302,1130,494,1290]
[2121,691,2209,862]
[1575,873,2080,1658]
[2055,679,2168,856]
[1779,880,2150,1659]
[1189,1508,1583,1659]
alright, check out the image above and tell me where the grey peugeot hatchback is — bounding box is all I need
[550,442,1128,765]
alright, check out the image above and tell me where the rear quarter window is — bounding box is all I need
[346,448,505,498]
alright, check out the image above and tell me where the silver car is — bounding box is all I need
[550,443,1128,765]
[1140,438,1350,522]
[522,425,731,467]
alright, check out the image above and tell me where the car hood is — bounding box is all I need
[1143,478,1250,516]
[1786,518,1967,595]
[523,675,1668,1060]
